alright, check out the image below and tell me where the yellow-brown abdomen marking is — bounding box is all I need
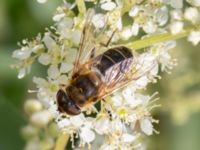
[96,46,133,77]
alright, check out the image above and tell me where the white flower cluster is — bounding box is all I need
[13,0,200,150]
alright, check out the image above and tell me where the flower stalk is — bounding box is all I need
[127,25,199,51]
[76,0,86,16]
[54,133,69,150]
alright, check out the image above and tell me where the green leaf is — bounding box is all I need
[0,96,26,150]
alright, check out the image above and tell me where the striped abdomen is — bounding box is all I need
[95,46,133,85]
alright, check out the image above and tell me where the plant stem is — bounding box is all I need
[54,133,69,150]
[76,0,86,15]
[127,26,196,50]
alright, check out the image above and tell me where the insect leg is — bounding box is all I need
[89,47,96,59]
[100,29,117,47]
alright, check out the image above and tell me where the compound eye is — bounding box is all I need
[65,100,81,115]
[56,90,67,112]
[57,90,66,104]
[56,89,81,115]
[56,90,66,105]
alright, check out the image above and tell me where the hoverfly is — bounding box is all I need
[56,11,152,116]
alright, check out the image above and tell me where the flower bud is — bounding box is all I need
[24,99,43,115]
[30,110,52,128]
[21,125,39,140]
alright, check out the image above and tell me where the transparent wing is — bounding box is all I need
[72,9,117,74]
[97,55,159,99]
[72,11,94,74]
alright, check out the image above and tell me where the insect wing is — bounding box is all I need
[98,55,158,99]
[72,13,93,74]
[72,9,116,74]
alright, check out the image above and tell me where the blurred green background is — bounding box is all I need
[0,0,200,150]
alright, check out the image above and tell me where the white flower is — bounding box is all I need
[18,68,26,79]
[169,21,184,34]
[38,53,51,65]
[129,6,140,17]
[164,40,177,49]
[70,30,82,45]
[56,17,74,37]
[32,77,59,101]
[132,23,139,36]
[115,17,122,30]
[80,127,95,143]
[33,77,48,89]
[170,9,183,21]
[143,21,157,34]
[188,30,200,46]
[43,33,58,50]
[58,75,69,85]
[60,62,73,73]
[48,100,59,117]
[64,48,77,63]
[154,6,169,26]
[110,119,124,133]
[92,14,105,28]
[12,47,32,60]
[32,44,44,53]
[101,1,116,11]
[30,110,52,128]
[122,88,138,106]
[135,76,149,89]
[150,41,176,72]
[111,93,123,107]
[120,26,133,40]
[184,7,199,24]
[94,116,110,135]
[136,53,157,75]
[140,118,153,135]
[70,114,85,128]
[53,13,66,22]
[121,133,136,143]
[57,118,71,129]
[47,65,60,79]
